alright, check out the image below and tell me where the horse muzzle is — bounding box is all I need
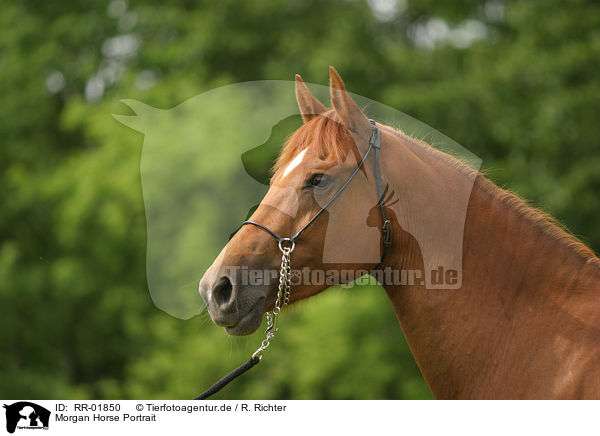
[199,273,267,336]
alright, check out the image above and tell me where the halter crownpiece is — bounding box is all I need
[194,118,391,400]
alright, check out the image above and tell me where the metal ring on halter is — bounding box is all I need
[278,238,295,253]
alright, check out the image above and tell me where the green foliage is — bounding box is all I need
[1,0,599,399]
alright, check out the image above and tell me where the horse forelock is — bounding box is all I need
[272,110,358,175]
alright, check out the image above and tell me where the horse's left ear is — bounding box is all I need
[295,74,327,123]
[329,66,371,141]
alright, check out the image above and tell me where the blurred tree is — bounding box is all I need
[1,0,598,399]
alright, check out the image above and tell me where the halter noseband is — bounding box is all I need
[241,118,392,266]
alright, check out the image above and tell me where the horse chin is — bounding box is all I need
[222,298,265,336]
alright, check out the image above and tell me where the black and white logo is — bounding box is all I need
[3,402,50,434]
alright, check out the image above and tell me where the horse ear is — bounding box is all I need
[295,74,326,123]
[329,66,371,140]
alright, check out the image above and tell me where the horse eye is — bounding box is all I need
[308,174,330,188]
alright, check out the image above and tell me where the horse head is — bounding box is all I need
[199,67,388,335]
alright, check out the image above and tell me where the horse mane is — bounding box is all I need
[384,125,600,264]
[477,176,600,262]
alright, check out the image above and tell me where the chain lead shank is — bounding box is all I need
[252,240,294,360]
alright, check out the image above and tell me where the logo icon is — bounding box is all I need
[3,402,50,434]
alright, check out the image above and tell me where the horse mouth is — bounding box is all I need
[223,297,265,336]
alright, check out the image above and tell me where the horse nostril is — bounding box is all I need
[213,276,234,309]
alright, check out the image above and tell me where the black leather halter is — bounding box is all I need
[241,119,392,267]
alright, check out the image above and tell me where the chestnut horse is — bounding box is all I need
[199,67,600,399]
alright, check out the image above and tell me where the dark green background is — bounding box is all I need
[1,0,599,399]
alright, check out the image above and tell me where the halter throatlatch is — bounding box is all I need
[194,119,390,399]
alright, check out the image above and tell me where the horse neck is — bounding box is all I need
[380,132,600,398]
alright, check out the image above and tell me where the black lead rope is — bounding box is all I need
[194,356,260,400]
[194,119,390,400]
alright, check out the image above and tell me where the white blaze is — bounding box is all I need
[282,147,308,179]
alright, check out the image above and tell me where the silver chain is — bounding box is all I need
[252,238,295,361]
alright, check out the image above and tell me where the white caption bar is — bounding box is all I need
[0,400,596,436]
